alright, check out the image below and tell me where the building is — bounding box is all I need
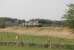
[24,19,41,27]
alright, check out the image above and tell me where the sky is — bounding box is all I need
[0,0,74,20]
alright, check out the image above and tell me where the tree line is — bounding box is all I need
[0,17,65,28]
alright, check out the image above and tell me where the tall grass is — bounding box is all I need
[0,32,74,50]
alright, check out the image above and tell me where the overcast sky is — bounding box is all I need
[0,0,74,20]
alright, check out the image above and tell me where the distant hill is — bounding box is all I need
[0,17,65,28]
[0,17,25,28]
[27,19,65,27]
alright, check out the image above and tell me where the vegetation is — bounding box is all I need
[0,17,25,28]
[0,46,68,50]
[64,4,74,28]
[0,17,65,28]
[0,32,74,50]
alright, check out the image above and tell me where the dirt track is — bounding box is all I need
[0,27,74,39]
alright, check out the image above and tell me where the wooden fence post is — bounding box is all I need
[50,40,52,48]
[48,39,52,48]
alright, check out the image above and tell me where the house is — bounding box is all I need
[24,19,41,27]
[21,19,65,27]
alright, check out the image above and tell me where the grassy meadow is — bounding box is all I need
[0,32,74,50]
[0,46,69,50]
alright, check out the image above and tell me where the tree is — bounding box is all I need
[64,4,74,29]
[0,17,6,28]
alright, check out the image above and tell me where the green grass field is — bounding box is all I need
[0,46,70,50]
[0,32,74,50]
